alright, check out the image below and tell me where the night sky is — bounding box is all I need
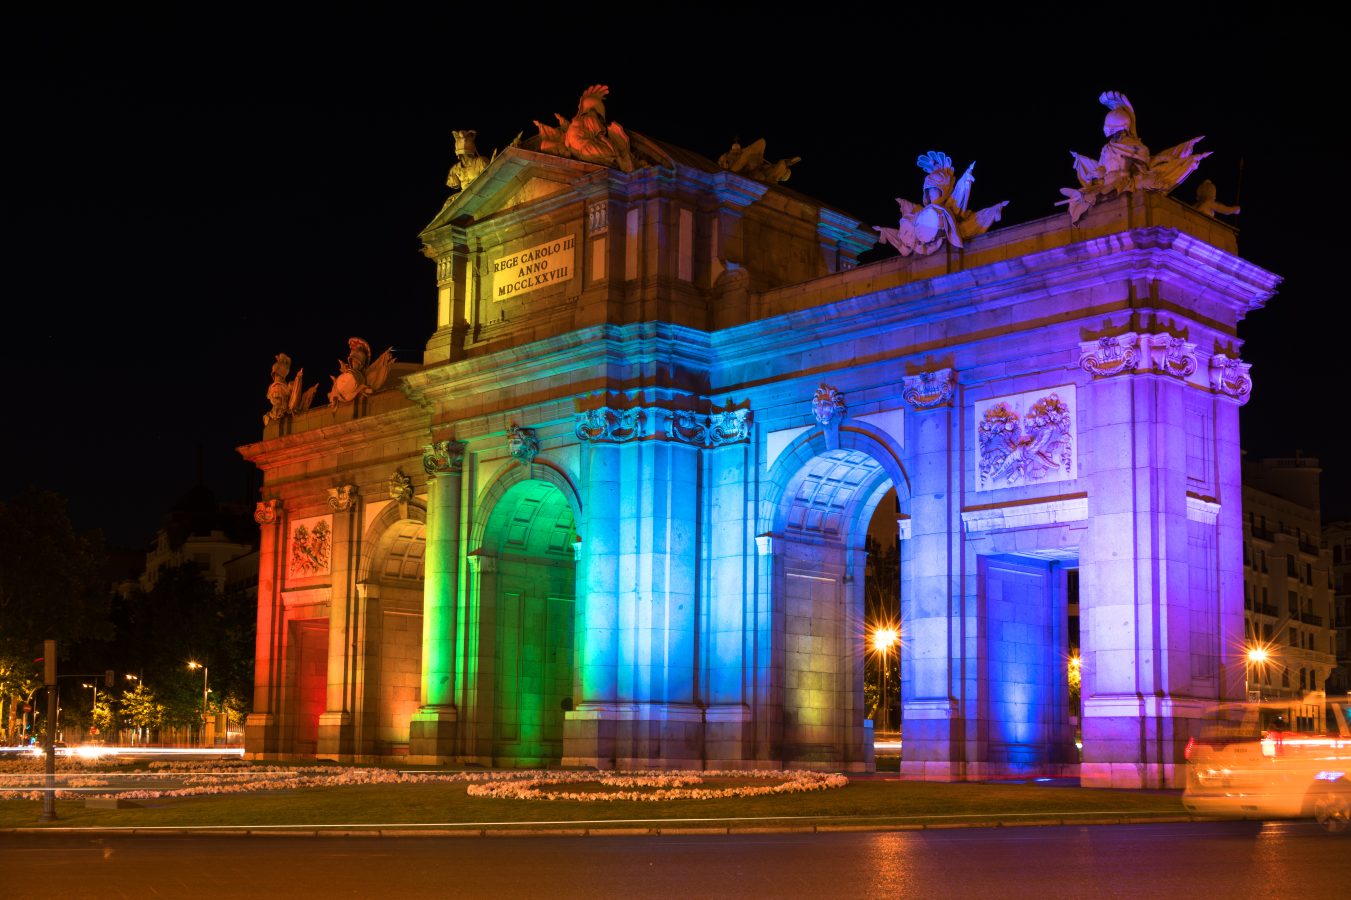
[4,12,1346,549]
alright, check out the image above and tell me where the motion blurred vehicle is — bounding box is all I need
[1183,693,1350,833]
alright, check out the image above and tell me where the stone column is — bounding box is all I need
[1079,372,1196,788]
[899,373,970,780]
[318,485,360,760]
[410,440,465,763]
[245,499,283,757]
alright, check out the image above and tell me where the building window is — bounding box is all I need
[1289,591,1299,615]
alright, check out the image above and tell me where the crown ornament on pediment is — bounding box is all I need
[902,369,956,409]
[423,440,467,475]
[1078,332,1197,379]
[254,498,280,526]
[327,484,356,512]
[1209,354,1252,404]
[508,425,540,465]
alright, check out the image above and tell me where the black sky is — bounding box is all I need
[4,11,1347,548]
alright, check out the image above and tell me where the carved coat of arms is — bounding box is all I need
[288,517,332,577]
[977,392,1075,488]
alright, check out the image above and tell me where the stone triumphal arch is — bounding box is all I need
[241,89,1277,788]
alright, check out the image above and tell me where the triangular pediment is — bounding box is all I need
[421,147,607,235]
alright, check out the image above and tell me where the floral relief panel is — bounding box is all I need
[288,514,333,579]
[974,385,1077,492]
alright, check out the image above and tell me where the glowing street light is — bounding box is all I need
[1246,645,1269,701]
[186,661,208,745]
[871,627,900,733]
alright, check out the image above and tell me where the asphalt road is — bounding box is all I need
[5,821,1349,899]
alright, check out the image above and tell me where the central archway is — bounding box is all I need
[479,479,577,766]
[766,429,910,770]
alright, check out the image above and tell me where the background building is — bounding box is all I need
[1241,455,1337,700]
[1319,520,1351,696]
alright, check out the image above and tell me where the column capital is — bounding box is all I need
[423,440,467,475]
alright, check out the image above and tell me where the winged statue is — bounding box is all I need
[328,337,396,408]
[875,151,1008,257]
[718,137,800,184]
[533,85,637,172]
[264,353,317,426]
[1058,91,1210,224]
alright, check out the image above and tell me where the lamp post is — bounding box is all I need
[1246,645,1268,702]
[187,661,208,746]
[80,682,98,742]
[872,627,899,733]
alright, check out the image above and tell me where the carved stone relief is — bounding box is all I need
[975,386,1077,492]
[902,368,956,409]
[575,407,645,443]
[327,484,356,512]
[1078,332,1197,379]
[1210,354,1253,404]
[254,498,279,526]
[508,425,540,464]
[287,515,332,579]
[423,440,467,475]
[667,409,751,448]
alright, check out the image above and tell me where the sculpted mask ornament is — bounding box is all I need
[667,409,751,448]
[534,85,640,172]
[507,425,540,465]
[327,484,355,512]
[876,152,1008,256]
[1210,354,1253,404]
[264,353,317,426]
[254,498,279,526]
[902,369,956,409]
[1079,334,1142,377]
[812,385,847,427]
[423,440,467,475]
[978,393,1074,488]
[1059,91,1210,224]
[575,407,645,443]
[718,137,800,184]
[328,337,396,408]
[389,470,413,505]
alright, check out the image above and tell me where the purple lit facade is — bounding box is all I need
[242,142,1277,788]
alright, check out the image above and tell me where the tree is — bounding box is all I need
[0,489,111,655]
[0,489,111,742]
[120,682,165,743]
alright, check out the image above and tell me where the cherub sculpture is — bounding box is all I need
[1193,179,1240,218]
[718,137,800,184]
[875,152,1008,257]
[1058,91,1210,224]
[444,129,491,197]
[328,337,396,408]
[264,353,317,426]
[534,85,637,172]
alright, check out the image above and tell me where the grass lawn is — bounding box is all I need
[0,776,1186,831]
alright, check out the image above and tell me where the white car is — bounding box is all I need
[1183,693,1351,833]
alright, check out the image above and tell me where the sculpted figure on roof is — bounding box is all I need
[875,152,1008,257]
[534,85,638,172]
[444,129,491,196]
[1058,91,1210,224]
[718,137,800,184]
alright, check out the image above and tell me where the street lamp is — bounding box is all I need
[80,683,98,740]
[187,661,208,745]
[872,627,899,733]
[1247,645,1269,701]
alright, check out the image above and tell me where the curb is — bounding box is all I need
[2,815,1218,839]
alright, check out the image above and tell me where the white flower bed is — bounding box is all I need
[0,763,847,802]
[466,769,848,802]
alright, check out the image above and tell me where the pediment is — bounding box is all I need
[421,147,606,235]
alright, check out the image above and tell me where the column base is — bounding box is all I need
[562,702,705,769]
[243,713,280,757]
[316,711,354,759]
[408,706,459,764]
